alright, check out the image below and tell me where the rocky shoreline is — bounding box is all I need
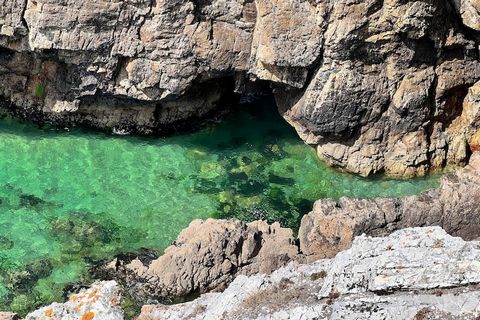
[6,226,480,320]
[93,152,480,306]
[2,152,479,319]
[2,0,480,318]
[2,0,480,176]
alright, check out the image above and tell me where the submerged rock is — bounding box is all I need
[299,152,480,260]
[14,226,480,319]
[13,227,480,319]
[92,153,480,305]
[137,227,480,320]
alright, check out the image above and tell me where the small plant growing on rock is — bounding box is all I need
[34,83,45,98]
[310,271,327,281]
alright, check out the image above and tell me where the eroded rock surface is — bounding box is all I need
[24,281,123,320]
[7,227,480,319]
[137,227,480,320]
[0,313,19,320]
[1,0,480,174]
[91,153,480,304]
[299,151,480,260]
[95,219,299,304]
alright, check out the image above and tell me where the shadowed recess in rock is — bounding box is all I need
[0,98,439,314]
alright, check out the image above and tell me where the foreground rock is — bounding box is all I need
[12,227,480,319]
[95,153,480,303]
[0,313,19,320]
[95,219,298,303]
[300,151,480,260]
[137,227,480,319]
[25,281,122,320]
[2,0,480,175]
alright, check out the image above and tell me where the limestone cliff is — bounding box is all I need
[1,0,480,176]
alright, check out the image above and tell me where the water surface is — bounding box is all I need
[0,99,439,313]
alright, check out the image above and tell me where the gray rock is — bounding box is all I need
[137,227,480,320]
[96,219,299,303]
[278,0,480,177]
[25,281,123,320]
[0,312,20,320]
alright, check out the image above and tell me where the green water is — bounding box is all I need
[0,99,439,314]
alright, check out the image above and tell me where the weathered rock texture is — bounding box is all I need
[95,219,299,304]
[137,227,480,320]
[1,0,480,175]
[0,313,19,320]
[91,153,480,305]
[278,0,480,177]
[299,151,480,260]
[12,227,480,319]
[25,281,123,320]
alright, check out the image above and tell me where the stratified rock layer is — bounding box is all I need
[1,0,480,175]
[137,227,480,320]
[299,151,480,260]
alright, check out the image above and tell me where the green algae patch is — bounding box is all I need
[0,98,440,314]
[33,83,45,98]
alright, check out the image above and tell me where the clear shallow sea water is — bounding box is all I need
[0,99,440,314]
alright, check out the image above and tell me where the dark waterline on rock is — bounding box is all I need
[0,98,439,314]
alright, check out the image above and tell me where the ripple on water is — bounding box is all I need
[0,99,440,314]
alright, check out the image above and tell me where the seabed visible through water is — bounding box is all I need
[0,98,440,314]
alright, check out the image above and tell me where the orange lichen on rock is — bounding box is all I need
[70,294,80,302]
[81,311,95,320]
[109,297,118,306]
[88,288,99,299]
[44,307,54,317]
[75,301,86,313]
[469,130,480,152]
[141,305,155,314]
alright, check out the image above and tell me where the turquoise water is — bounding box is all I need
[0,99,439,314]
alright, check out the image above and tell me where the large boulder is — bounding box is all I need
[95,219,299,303]
[25,281,123,320]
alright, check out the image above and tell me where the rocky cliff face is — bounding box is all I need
[1,0,480,175]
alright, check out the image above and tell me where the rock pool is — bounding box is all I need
[0,99,439,314]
